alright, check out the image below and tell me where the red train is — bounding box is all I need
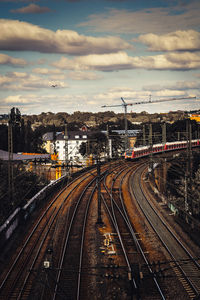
[125,139,200,160]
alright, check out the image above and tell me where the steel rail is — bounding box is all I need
[0,167,102,299]
[119,164,166,299]
[131,163,200,298]
[17,207,58,300]
[104,163,166,300]
[102,163,139,291]
[0,206,56,298]
[52,169,108,300]
[76,170,108,300]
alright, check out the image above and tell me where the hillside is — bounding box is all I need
[20,110,190,130]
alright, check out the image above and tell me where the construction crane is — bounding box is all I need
[101,96,196,150]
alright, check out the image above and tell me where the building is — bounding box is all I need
[101,129,140,149]
[42,131,88,163]
[43,128,140,163]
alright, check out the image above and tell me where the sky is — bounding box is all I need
[0,0,200,115]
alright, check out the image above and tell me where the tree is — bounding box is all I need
[79,132,107,157]
[109,131,123,157]
[0,125,8,151]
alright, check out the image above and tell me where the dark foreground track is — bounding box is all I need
[1,159,200,300]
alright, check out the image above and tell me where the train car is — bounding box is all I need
[125,139,200,160]
[191,139,200,147]
[124,148,134,160]
[125,145,151,160]
[134,145,150,158]
[165,141,187,151]
[152,143,164,153]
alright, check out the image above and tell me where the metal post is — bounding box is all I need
[106,125,110,159]
[96,158,103,225]
[143,125,146,146]
[149,123,154,175]
[124,104,128,150]
[8,119,13,203]
[162,122,166,145]
[64,123,69,175]
[188,121,193,214]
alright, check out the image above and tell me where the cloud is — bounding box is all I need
[32,68,63,75]
[68,71,103,80]
[78,4,200,35]
[0,71,68,90]
[0,53,27,66]
[52,51,200,71]
[138,30,200,52]
[6,71,28,78]
[3,94,31,104]
[143,81,200,91]
[52,52,135,71]
[0,19,131,55]
[0,75,13,85]
[11,4,52,14]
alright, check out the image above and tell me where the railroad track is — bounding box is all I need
[51,171,101,299]
[101,160,168,299]
[0,165,108,300]
[130,163,200,299]
[2,158,199,299]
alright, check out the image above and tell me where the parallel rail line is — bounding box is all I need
[102,161,167,299]
[130,163,200,299]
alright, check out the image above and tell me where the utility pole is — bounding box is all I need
[162,122,166,145]
[122,97,129,150]
[106,125,110,159]
[64,123,69,176]
[8,107,21,203]
[143,124,146,146]
[8,116,14,204]
[149,123,154,176]
[185,119,193,214]
[96,156,103,225]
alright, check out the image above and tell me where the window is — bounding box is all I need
[75,135,79,139]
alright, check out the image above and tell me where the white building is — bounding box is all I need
[43,131,88,163]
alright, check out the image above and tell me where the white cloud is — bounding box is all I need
[0,75,13,85]
[143,81,200,91]
[0,53,27,66]
[3,94,32,104]
[7,71,28,78]
[52,51,200,71]
[32,68,63,75]
[0,71,68,90]
[0,19,131,55]
[138,30,200,52]
[52,52,135,71]
[69,71,103,80]
[49,74,67,81]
